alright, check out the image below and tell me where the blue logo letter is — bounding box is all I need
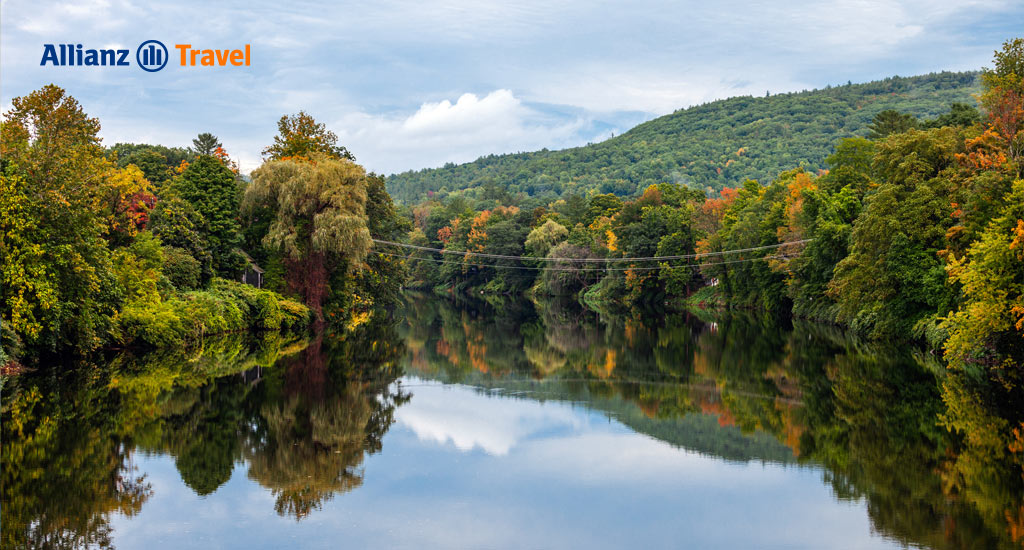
[136,40,168,72]
[40,44,59,66]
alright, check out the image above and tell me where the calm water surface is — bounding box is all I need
[3,295,1021,549]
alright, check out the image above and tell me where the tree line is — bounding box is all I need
[0,92,407,364]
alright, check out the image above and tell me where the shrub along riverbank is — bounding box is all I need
[116,279,310,348]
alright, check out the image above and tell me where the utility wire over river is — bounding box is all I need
[370,238,812,263]
[371,238,812,274]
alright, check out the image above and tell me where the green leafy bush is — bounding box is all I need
[162,247,202,290]
[278,298,312,328]
[117,300,187,348]
[115,279,309,348]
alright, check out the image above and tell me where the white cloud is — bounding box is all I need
[402,90,520,133]
[335,90,589,174]
[13,0,138,34]
[397,379,583,455]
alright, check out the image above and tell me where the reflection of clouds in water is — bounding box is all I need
[112,379,893,550]
[389,380,869,549]
[518,432,800,489]
[397,379,804,488]
[397,379,583,455]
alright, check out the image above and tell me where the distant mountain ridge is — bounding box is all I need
[386,71,979,204]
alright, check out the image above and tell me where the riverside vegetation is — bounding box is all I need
[0,92,408,364]
[2,295,1023,548]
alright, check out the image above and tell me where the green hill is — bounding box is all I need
[386,71,979,204]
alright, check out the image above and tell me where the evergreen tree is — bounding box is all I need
[867,110,919,140]
[149,197,215,285]
[921,102,981,129]
[174,155,243,276]
[192,132,222,156]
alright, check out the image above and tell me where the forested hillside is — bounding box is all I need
[387,71,978,203]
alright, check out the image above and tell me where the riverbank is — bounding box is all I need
[115,278,311,348]
[1,279,310,369]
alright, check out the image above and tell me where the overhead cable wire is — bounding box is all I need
[373,250,794,272]
[371,238,810,263]
[393,378,803,405]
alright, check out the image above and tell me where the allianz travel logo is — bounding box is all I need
[41,40,251,72]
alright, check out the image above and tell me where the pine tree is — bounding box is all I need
[192,132,222,156]
[174,155,243,275]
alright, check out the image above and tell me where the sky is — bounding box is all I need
[2,0,1022,175]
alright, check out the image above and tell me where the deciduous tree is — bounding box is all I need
[244,155,371,320]
[262,112,353,161]
[1,85,126,352]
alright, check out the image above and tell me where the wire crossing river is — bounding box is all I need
[2,295,1021,549]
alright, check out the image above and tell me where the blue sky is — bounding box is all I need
[2,1,1022,174]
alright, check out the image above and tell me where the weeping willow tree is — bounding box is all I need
[243,154,372,321]
[245,387,372,520]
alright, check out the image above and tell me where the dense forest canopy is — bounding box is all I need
[386,71,979,204]
[0,91,406,363]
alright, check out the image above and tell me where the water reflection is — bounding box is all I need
[398,294,1024,548]
[2,295,1022,549]
[2,324,406,547]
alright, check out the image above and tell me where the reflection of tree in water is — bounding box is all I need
[939,369,1024,548]
[6,295,1022,546]
[1,333,297,548]
[399,295,1024,549]
[246,388,371,518]
[1,368,152,550]
[20,442,149,550]
[794,348,998,549]
[159,380,251,496]
[1,323,408,546]
[242,321,409,520]
[136,320,409,520]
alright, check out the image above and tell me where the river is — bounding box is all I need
[2,294,1021,549]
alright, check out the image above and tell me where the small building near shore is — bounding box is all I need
[238,250,264,289]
